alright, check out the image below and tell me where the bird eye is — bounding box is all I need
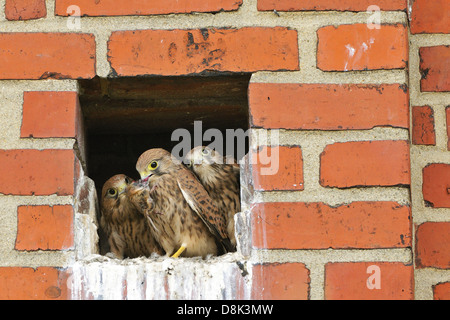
[148,161,158,170]
[107,188,117,197]
[186,162,192,168]
[201,148,210,155]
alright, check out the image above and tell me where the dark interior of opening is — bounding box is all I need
[78,74,251,255]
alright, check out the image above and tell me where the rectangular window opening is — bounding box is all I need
[78,74,251,257]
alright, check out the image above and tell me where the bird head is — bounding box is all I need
[136,148,178,182]
[185,146,224,169]
[101,174,133,209]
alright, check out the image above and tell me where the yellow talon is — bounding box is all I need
[171,243,187,258]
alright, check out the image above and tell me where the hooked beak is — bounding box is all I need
[185,159,199,169]
[191,155,205,166]
[117,182,127,195]
[139,171,153,183]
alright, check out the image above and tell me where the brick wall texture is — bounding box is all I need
[0,0,448,300]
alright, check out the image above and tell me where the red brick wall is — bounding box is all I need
[257,0,407,12]
[0,0,448,300]
[409,0,450,300]
[316,24,408,71]
[55,0,243,16]
[0,267,69,300]
[5,0,46,21]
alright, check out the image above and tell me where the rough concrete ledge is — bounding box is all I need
[69,253,251,300]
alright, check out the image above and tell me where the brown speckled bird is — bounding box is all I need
[185,146,240,247]
[100,174,164,259]
[136,148,234,258]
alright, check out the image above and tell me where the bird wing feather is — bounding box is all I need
[176,168,235,253]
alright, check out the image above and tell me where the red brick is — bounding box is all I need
[325,262,414,300]
[55,0,242,16]
[317,24,408,71]
[320,140,410,188]
[447,107,450,151]
[410,0,450,34]
[422,163,450,208]
[251,202,411,250]
[108,28,299,76]
[412,106,436,145]
[5,0,46,20]
[416,222,450,269]
[433,283,450,300]
[0,33,95,80]
[251,263,309,300]
[0,149,75,196]
[21,92,80,138]
[15,205,74,251]
[252,146,304,191]
[258,0,406,12]
[249,83,409,130]
[420,46,450,92]
[0,267,69,300]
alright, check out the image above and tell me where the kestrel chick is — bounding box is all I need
[100,174,164,259]
[185,146,240,247]
[136,148,234,258]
